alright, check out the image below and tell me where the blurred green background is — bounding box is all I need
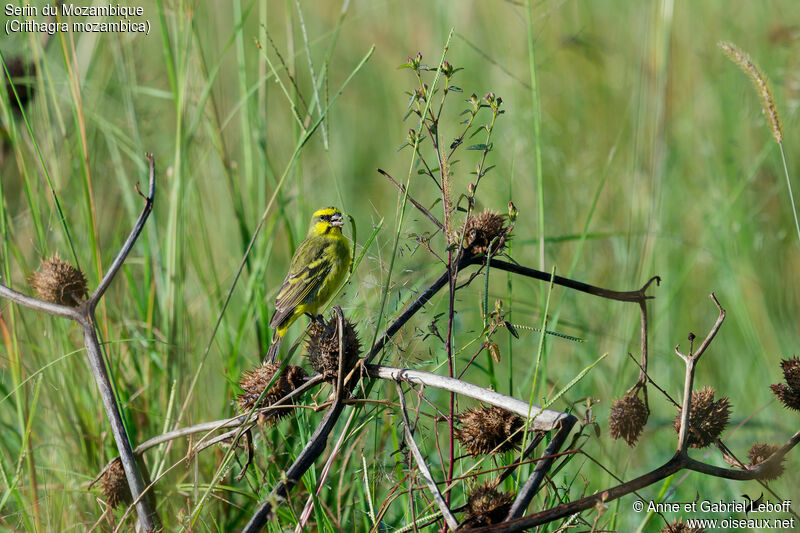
[1,0,799,530]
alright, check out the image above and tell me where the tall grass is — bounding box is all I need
[0,1,798,531]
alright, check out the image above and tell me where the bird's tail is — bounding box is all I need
[265,335,283,364]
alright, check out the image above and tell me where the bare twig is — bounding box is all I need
[675,294,725,454]
[378,168,444,231]
[89,154,155,306]
[482,258,660,303]
[396,382,460,531]
[506,416,577,519]
[0,283,82,320]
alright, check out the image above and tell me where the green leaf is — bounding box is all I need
[504,321,520,339]
[466,143,490,151]
[448,86,463,92]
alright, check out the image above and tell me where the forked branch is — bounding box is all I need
[0,154,159,532]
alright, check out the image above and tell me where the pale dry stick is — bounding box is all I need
[396,381,460,531]
[0,154,158,532]
[366,365,570,431]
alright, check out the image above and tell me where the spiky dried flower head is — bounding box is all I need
[770,383,800,411]
[305,314,362,392]
[780,356,800,391]
[661,518,705,533]
[455,405,523,455]
[462,209,510,256]
[770,356,800,410]
[718,41,783,144]
[462,482,514,527]
[237,363,307,425]
[608,393,649,446]
[673,387,731,448]
[29,255,87,306]
[100,458,131,510]
[747,442,785,481]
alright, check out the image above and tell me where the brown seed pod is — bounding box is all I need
[305,314,362,392]
[455,405,523,455]
[661,518,705,533]
[608,393,649,446]
[237,363,307,425]
[747,442,785,481]
[29,255,87,306]
[100,458,132,510]
[462,209,510,256]
[673,387,730,448]
[462,482,514,527]
[780,356,800,392]
[770,383,800,411]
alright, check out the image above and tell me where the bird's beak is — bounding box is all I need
[330,213,344,227]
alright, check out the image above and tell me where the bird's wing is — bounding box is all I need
[269,239,332,329]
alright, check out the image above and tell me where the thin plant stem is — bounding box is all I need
[778,143,800,245]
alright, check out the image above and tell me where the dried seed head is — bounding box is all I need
[305,314,362,393]
[237,363,307,425]
[608,393,649,446]
[455,405,523,455]
[780,356,800,391]
[748,442,785,480]
[718,41,783,144]
[770,383,800,411]
[462,209,510,256]
[661,518,705,533]
[673,387,731,448]
[462,483,514,527]
[29,255,87,306]
[101,458,132,510]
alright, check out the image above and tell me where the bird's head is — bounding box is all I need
[308,206,345,236]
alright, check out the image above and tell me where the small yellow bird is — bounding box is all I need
[266,207,351,362]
